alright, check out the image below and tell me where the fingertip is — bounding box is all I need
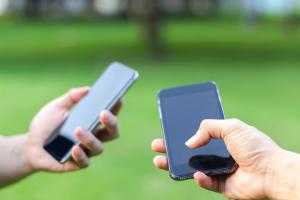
[71,146,90,168]
[75,127,85,139]
[153,155,162,167]
[100,110,109,117]
[73,86,90,98]
[153,155,168,170]
[185,135,196,148]
[82,86,90,90]
[72,146,83,158]
[194,171,205,187]
[193,171,216,191]
[114,99,124,109]
[78,86,90,93]
[194,171,203,180]
[151,139,159,151]
[151,138,166,153]
[110,100,123,115]
[99,113,104,124]
[185,132,209,149]
[99,110,114,124]
[153,155,160,163]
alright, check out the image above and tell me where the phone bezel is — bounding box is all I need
[157,81,237,180]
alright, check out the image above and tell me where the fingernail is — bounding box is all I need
[103,111,113,123]
[185,134,197,146]
[76,127,85,138]
[194,171,202,179]
[81,86,90,92]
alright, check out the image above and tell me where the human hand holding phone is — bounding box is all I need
[157,82,236,179]
[25,87,122,172]
[152,119,285,199]
[0,62,138,188]
[43,63,138,163]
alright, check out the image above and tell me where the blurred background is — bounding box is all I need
[0,0,300,199]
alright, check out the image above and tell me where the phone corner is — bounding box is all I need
[157,89,166,99]
[207,81,218,87]
[169,170,193,181]
[169,171,181,181]
[134,71,140,80]
[110,61,122,66]
[60,153,72,164]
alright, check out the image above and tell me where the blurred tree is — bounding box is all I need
[129,0,164,57]
[281,0,300,32]
[188,0,220,17]
[243,0,261,29]
[24,0,40,17]
[144,0,163,57]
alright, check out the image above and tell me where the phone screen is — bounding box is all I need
[159,83,235,179]
[44,62,138,163]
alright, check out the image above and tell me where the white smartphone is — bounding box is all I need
[44,62,139,163]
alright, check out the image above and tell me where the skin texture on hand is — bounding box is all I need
[152,119,300,200]
[0,86,123,188]
[26,87,122,172]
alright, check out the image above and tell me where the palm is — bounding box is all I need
[219,125,278,199]
[25,87,122,173]
[26,97,80,172]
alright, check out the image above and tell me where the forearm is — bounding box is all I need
[266,149,300,200]
[0,134,33,188]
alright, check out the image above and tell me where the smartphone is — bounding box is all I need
[44,62,139,163]
[157,82,236,180]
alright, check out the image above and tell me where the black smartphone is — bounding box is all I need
[157,82,236,180]
[44,62,139,163]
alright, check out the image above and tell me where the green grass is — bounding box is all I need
[0,19,300,200]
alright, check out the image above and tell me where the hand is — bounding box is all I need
[152,119,283,199]
[25,87,122,173]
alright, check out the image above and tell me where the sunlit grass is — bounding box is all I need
[0,19,299,200]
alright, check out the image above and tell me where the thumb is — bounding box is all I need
[52,87,90,109]
[185,119,244,149]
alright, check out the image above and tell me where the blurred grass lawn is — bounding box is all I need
[0,19,300,200]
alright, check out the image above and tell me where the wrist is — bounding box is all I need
[0,134,36,187]
[19,134,36,175]
[264,148,300,200]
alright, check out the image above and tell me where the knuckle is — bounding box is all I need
[108,124,120,139]
[84,135,95,146]
[66,88,78,104]
[87,136,103,155]
[200,119,211,129]
[228,118,243,128]
[112,128,120,139]
[108,117,118,127]
[83,133,96,146]
[79,158,90,168]
[68,88,76,94]
[94,144,103,155]
[81,161,90,169]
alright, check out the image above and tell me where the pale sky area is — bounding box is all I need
[0,0,299,16]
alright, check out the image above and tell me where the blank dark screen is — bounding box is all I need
[161,89,232,176]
